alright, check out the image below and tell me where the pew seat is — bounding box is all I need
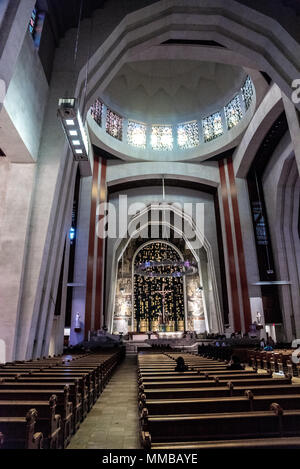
[0,398,61,448]
[0,389,73,447]
[150,436,300,449]
[0,409,43,449]
[0,381,82,431]
[140,393,300,417]
[141,408,300,447]
[140,384,300,400]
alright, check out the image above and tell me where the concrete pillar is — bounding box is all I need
[282,93,300,175]
[70,176,92,346]
[0,0,36,112]
[0,161,35,361]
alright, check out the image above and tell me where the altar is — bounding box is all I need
[157,331,184,339]
[112,241,207,336]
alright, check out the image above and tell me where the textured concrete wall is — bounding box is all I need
[0,0,36,108]
[0,161,35,361]
[70,176,92,346]
[263,132,300,340]
[2,32,49,162]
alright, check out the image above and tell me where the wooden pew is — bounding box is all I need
[138,369,256,377]
[53,365,101,400]
[0,409,43,449]
[0,350,122,449]
[140,406,300,448]
[150,436,300,449]
[0,396,61,449]
[139,383,300,401]
[0,370,94,413]
[0,367,95,411]
[138,372,261,384]
[8,376,88,421]
[140,393,300,418]
[138,352,300,450]
[0,388,72,447]
[139,376,291,391]
[0,380,82,432]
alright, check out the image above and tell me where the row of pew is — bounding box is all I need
[199,345,300,377]
[0,348,125,449]
[248,350,300,377]
[137,351,300,449]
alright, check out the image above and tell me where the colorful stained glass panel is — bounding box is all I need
[151,125,173,151]
[177,121,199,149]
[127,120,147,148]
[202,112,223,142]
[224,95,243,129]
[106,108,123,140]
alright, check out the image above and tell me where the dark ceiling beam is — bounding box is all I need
[43,0,107,43]
[36,0,60,46]
[107,178,217,195]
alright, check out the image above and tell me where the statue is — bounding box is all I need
[74,312,81,332]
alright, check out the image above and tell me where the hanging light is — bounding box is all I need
[57,98,89,161]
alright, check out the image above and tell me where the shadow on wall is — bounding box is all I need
[0,79,6,104]
[0,339,5,363]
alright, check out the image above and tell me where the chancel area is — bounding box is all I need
[1,0,300,451]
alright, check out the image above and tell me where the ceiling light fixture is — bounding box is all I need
[57,98,89,161]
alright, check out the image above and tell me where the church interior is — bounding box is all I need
[0,0,300,451]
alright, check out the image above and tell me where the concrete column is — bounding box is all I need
[0,0,10,31]
[234,177,263,320]
[282,93,300,175]
[70,176,92,346]
[0,161,35,361]
[0,0,36,112]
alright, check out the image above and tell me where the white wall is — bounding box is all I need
[2,32,49,162]
[0,161,35,361]
[263,132,300,340]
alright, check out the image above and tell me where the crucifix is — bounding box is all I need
[153,283,173,324]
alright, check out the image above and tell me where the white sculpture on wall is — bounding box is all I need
[74,312,81,332]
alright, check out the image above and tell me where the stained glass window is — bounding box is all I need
[241,75,254,110]
[151,125,173,151]
[224,95,243,130]
[127,120,147,148]
[177,121,199,149]
[90,99,103,126]
[29,7,37,36]
[106,108,123,140]
[202,112,223,142]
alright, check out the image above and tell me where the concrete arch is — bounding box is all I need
[234,83,284,178]
[74,0,300,116]
[107,202,223,333]
[106,162,220,188]
[276,154,300,339]
[262,131,300,341]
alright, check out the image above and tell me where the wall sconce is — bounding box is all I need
[57,98,89,161]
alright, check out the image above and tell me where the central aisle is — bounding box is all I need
[68,355,141,449]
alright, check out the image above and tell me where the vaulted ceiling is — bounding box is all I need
[36,0,300,46]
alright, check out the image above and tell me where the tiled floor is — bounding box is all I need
[68,355,141,449]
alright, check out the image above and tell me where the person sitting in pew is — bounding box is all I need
[174,357,189,372]
[226,355,245,370]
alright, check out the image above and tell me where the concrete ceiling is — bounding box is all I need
[102,59,246,123]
